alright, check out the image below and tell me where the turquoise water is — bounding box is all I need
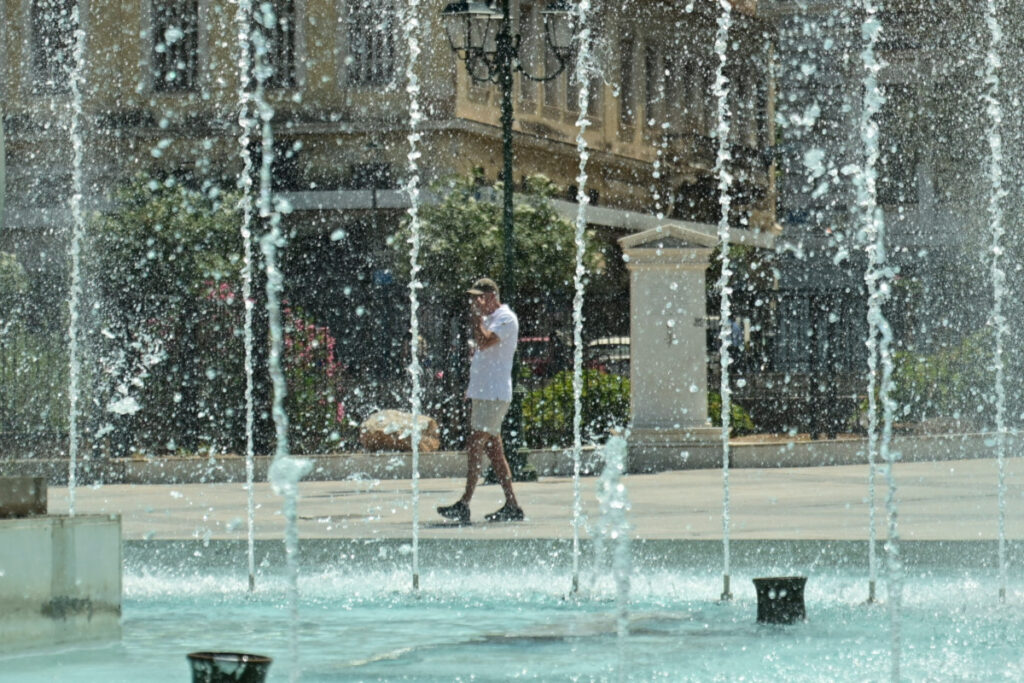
[4,540,1024,681]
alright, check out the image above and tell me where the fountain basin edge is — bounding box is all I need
[0,514,122,652]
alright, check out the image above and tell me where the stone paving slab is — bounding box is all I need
[45,456,1024,542]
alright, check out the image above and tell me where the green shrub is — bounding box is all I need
[708,391,756,436]
[523,370,630,448]
[523,371,757,448]
[0,252,28,300]
[83,179,244,455]
[282,305,357,453]
[889,330,994,428]
[0,324,68,441]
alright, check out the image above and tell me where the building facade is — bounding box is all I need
[761,0,1024,432]
[2,0,775,343]
[1,0,779,451]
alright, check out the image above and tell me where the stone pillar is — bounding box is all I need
[619,226,722,471]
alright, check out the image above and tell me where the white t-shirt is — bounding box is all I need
[466,304,519,401]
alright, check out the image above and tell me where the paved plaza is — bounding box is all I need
[47,456,1024,542]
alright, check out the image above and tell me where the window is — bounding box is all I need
[518,69,538,112]
[235,2,298,92]
[543,48,561,111]
[877,86,919,205]
[664,51,705,132]
[731,67,755,146]
[30,0,77,94]
[755,71,769,149]
[247,0,298,90]
[566,75,579,112]
[618,38,635,129]
[876,11,921,52]
[663,52,681,124]
[644,44,663,127]
[771,291,865,375]
[516,2,542,110]
[773,294,811,374]
[152,0,199,92]
[566,74,602,118]
[347,0,396,86]
[350,163,394,190]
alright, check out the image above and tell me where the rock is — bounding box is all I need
[359,410,440,452]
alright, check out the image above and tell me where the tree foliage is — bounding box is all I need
[0,252,67,441]
[0,251,29,304]
[89,178,242,313]
[82,178,245,454]
[391,174,597,310]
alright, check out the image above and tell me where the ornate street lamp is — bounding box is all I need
[441,1,502,58]
[440,0,577,469]
[440,0,576,307]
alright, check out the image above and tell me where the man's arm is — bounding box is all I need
[473,316,501,350]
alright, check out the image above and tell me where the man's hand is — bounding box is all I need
[468,292,500,350]
[470,312,483,348]
[474,318,500,350]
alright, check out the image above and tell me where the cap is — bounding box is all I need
[467,277,499,296]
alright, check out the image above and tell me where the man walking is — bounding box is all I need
[437,277,524,524]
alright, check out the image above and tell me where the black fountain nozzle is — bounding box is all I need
[187,652,272,683]
[753,576,807,625]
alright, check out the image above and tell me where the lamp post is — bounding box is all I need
[0,96,5,231]
[440,0,576,307]
[1,108,6,231]
[440,0,576,468]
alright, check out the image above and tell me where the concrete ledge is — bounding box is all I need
[1,432,1016,485]
[730,431,1020,468]
[529,446,603,476]
[0,514,122,651]
[0,446,592,485]
[627,427,723,473]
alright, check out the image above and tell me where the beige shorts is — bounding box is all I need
[470,399,510,435]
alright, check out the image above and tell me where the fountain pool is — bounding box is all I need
[2,539,1022,681]
[5,0,1024,680]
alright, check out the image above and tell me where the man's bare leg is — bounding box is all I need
[460,431,487,504]
[485,435,519,509]
[438,432,488,522]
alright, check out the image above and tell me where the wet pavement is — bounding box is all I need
[47,456,1024,542]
